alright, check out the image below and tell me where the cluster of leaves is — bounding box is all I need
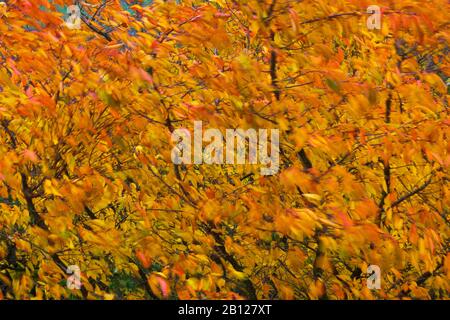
[0,0,449,299]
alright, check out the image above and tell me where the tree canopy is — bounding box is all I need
[0,0,449,299]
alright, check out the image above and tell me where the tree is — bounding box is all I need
[0,0,448,299]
